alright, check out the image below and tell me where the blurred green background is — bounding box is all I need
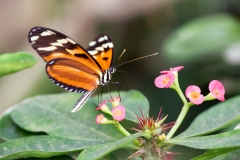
[1,0,240,159]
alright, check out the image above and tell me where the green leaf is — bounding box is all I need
[0,135,111,160]
[25,155,74,160]
[0,111,37,141]
[224,148,240,160]
[192,148,238,160]
[93,90,149,122]
[103,149,141,160]
[164,130,240,150]
[162,14,240,63]
[10,92,124,141]
[10,90,147,141]
[176,95,240,138]
[0,52,37,77]
[77,132,142,160]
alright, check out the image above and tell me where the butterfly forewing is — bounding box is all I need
[87,34,114,71]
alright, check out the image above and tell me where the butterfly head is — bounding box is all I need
[109,66,116,74]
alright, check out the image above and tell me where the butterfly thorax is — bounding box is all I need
[100,66,116,86]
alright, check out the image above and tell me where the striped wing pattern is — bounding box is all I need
[28,26,114,112]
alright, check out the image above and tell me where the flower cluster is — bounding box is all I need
[96,97,126,124]
[155,66,225,105]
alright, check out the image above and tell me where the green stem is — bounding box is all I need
[173,75,188,104]
[115,121,142,146]
[115,121,131,136]
[165,72,190,139]
[166,104,190,139]
[175,87,188,104]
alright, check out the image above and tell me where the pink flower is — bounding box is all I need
[96,100,112,115]
[96,114,113,124]
[109,97,121,108]
[112,105,126,121]
[208,80,225,101]
[96,114,106,124]
[160,66,184,74]
[96,100,107,110]
[185,85,204,105]
[154,72,175,88]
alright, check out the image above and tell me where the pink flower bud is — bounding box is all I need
[208,80,225,101]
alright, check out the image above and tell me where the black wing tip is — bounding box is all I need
[28,26,52,38]
[28,26,45,43]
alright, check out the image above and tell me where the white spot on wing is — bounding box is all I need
[108,42,113,48]
[51,42,63,46]
[41,31,52,36]
[102,43,108,48]
[102,42,113,48]
[104,36,108,40]
[38,46,57,51]
[98,37,105,42]
[57,39,68,43]
[88,50,98,55]
[47,30,55,34]
[31,36,39,41]
[49,61,55,64]
[89,41,96,46]
[96,47,104,51]
[67,38,76,44]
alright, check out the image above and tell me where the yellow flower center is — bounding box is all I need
[163,77,170,84]
[97,114,104,122]
[114,109,122,117]
[190,91,200,99]
[213,89,219,96]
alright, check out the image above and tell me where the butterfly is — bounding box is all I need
[28,26,116,112]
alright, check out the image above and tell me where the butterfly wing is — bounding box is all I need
[28,27,115,112]
[28,27,104,93]
[87,34,114,71]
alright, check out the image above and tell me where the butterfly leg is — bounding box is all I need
[95,86,104,105]
[106,83,114,100]
[116,70,127,91]
[71,89,96,112]
[107,81,122,101]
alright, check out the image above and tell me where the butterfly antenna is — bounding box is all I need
[115,52,158,67]
[113,49,126,67]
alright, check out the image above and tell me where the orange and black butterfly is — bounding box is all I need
[28,27,116,112]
